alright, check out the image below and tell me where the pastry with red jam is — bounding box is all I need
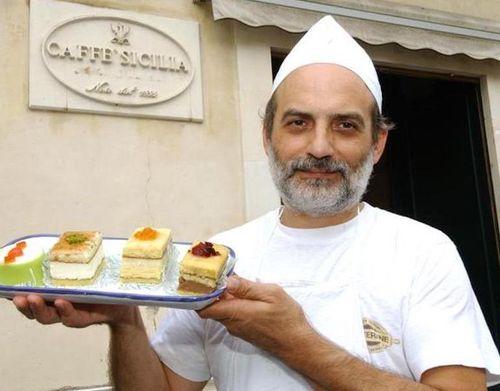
[178,241,228,295]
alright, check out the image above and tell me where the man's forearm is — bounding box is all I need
[275,328,436,391]
[109,307,169,391]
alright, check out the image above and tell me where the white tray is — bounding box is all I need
[0,235,235,310]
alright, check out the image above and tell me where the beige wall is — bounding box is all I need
[0,0,243,389]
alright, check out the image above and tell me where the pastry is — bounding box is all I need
[48,231,105,285]
[178,241,228,295]
[0,240,45,286]
[120,227,171,283]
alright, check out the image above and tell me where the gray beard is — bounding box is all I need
[267,145,374,217]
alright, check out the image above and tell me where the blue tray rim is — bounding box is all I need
[0,234,236,303]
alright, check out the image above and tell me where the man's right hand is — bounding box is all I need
[12,295,137,328]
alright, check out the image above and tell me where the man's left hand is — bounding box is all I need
[198,276,313,355]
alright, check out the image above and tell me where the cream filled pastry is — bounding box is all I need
[48,231,105,285]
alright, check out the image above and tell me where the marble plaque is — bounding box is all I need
[29,0,203,121]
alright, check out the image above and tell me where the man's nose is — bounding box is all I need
[307,125,334,159]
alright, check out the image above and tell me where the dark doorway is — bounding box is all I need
[367,69,500,354]
[270,55,500,355]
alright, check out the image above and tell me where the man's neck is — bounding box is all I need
[280,203,362,229]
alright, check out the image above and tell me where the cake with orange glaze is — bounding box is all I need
[120,227,171,283]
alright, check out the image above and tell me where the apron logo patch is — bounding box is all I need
[363,318,400,353]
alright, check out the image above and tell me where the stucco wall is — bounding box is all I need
[0,0,243,389]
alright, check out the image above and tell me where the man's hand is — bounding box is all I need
[199,277,487,391]
[12,295,136,328]
[198,276,313,355]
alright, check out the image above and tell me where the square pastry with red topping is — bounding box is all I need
[178,241,228,295]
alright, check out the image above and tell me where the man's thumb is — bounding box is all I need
[225,276,261,300]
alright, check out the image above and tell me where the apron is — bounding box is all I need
[209,208,372,391]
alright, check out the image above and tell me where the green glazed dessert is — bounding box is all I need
[0,241,45,286]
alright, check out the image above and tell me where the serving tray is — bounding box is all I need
[0,235,235,310]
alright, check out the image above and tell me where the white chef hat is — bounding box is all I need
[272,15,382,112]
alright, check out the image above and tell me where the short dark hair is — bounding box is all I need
[263,93,395,142]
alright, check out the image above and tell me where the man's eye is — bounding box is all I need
[339,121,355,129]
[340,122,353,128]
[289,119,306,127]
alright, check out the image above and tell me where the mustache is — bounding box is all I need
[287,156,349,178]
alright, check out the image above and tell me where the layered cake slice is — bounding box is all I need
[120,227,171,283]
[178,241,229,295]
[48,231,105,285]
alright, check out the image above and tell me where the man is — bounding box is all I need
[14,15,500,390]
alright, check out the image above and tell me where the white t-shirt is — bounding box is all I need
[151,203,500,389]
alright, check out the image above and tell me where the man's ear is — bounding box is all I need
[262,127,271,156]
[373,128,388,165]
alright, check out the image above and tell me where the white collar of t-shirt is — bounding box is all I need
[276,202,370,245]
[254,203,373,283]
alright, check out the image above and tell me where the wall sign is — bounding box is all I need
[30,0,203,121]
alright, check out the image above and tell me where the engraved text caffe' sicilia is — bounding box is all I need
[45,33,188,73]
